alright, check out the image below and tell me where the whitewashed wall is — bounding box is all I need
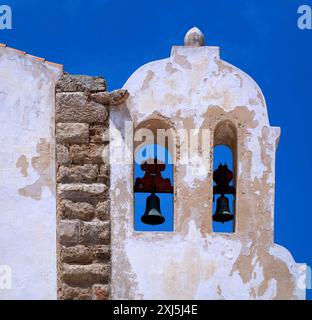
[110,45,306,300]
[0,45,63,299]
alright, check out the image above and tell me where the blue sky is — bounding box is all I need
[1,0,311,299]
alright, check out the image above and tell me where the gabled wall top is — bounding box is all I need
[123,28,269,129]
[0,43,63,71]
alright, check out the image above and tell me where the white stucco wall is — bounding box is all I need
[0,45,63,299]
[110,45,306,300]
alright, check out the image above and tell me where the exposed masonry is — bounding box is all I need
[0,31,306,300]
[56,74,128,300]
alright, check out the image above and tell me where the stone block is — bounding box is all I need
[60,245,93,264]
[90,89,129,106]
[56,123,89,144]
[56,74,106,93]
[106,89,129,106]
[62,263,110,285]
[56,92,108,124]
[89,124,107,143]
[90,92,110,105]
[60,245,110,264]
[56,144,69,164]
[59,220,79,246]
[69,144,105,164]
[92,245,111,262]
[59,283,91,300]
[95,201,109,221]
[57,183,107,201]
[80,220,110,245]
[58,199,95,221]
[98,164,109,183]
[57,164,99,183]
[92,284,110,300]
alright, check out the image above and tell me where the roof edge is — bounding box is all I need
[0,43,64,70]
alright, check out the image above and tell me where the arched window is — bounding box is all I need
[212,121,237,233]
[134,143,174,232]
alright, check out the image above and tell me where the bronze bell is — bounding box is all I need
[141,193,165,225]
[213,195,234,224]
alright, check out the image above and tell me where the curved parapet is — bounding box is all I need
[110,29,306,300]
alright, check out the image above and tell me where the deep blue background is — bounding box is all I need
[1,0,311,298]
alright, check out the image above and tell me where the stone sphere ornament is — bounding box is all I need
[184,27,205,46]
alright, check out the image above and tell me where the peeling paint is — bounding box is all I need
[16,155,29,177]
[0,45,62,300]
[141,71,155,90]
[174,54,192,70]
[110,43,306,300]
[18,138,54,200]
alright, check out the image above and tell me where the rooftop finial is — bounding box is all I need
[184,27,205,47]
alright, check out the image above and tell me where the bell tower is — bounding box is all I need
[109,27,306,300]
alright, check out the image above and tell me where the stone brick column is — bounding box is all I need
[55,74,128,300]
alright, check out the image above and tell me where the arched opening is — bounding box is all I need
[212,121,237,233]
[134,144,174,231]
[133,119,175,232]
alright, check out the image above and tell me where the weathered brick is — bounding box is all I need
[95,201,109,221]
[56,144,69,164]
[56,74,106,93]
[60,245,110,264]
[92,284,110,300]
[59,283,92,300]
[58,183,107,201]
[56,73,111,300]
[105,89,129,106]
[56,123,89,144]
[90,92,110,105]
[89,124,106,143]
[60,245,93,264]
[62,263,110,285]
[58,199,94,221]
[59,220,79,246]
[98,164,109,183]
[92,245,111,262]
[90,89,129,106]
[57,164,99,183]
[69,144,104,164]
[56,92,108,124]
[80,220,110,245]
